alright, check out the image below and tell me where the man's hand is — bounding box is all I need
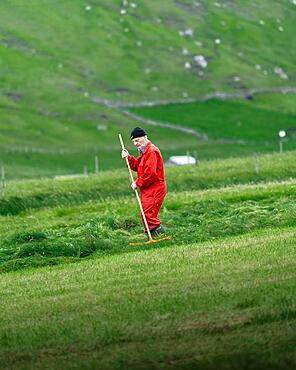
[131,181,137,190]
[121,149,129,159]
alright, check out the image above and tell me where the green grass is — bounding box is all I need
[0,227,295,369]
[0,150,295,368]
[1,3,296,366]
[1,150,295,271]
[130,96,296,142]
[1,1,296,178]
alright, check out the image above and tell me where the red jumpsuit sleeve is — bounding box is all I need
[136,151,157,188]
[127,155,138,171]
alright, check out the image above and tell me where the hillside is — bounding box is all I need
[1,0,296,178]
[0,151,295,369]
[1,150,295,272]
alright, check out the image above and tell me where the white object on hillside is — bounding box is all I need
[166,156,196,166]
[274,66,288,80]
[279,130,286,138]
[85,5,92,11]
[184,29,193,37]
[97,124,107,131]
[292,0,296,5]
[184,62,192,69]
[215,38,221,45]
[179,29,193,37]
[54,174,88,180]
[182,48,189,55]
[194,55,207,68]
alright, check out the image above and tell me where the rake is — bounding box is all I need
[118,134,171,246]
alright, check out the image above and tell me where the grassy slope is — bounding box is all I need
[1,1,296,177]
[0,151,296,368]
[0,150,295,271]
[131,96,296,141]
[130,95,296,158]
[1,228,295,369]
[2,0,294,103]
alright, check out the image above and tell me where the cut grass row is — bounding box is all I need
[1,175,295,273]
[1,150,295,215]
[1,226,295,369]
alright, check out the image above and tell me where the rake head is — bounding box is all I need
[129,235,171,246]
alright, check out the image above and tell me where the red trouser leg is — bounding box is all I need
[140,183,166,232]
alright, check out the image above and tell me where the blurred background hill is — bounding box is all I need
[1,0,296,179]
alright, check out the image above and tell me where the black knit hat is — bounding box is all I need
[130,127,146,140]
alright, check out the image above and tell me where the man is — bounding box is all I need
[121,127,166,238]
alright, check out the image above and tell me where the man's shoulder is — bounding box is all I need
[147,142,161,154]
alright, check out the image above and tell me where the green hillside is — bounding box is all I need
[0,151,296,369]
[1,3,296,367]
[1,0,296,178]
[1,150,295,271]
[131,95,296,141]
[1,228,296,370]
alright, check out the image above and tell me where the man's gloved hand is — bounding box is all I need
[121,149,129,158]
[131,181,137,190]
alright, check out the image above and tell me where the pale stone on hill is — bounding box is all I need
[194,55,207,68]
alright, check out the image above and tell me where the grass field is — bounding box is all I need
[1,2,296,367]
[0,151,295,368]
[130,95,296,141]
[1,227,296,370]
[1,1,296,178]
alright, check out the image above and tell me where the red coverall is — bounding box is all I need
[127,142,166,232]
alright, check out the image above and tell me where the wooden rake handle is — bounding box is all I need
[118,134,153,241]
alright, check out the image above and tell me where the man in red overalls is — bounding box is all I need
[121,127,166,238]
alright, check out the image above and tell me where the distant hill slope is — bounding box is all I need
[0,0,296,178]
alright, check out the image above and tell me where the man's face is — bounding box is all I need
[132,136,147,149]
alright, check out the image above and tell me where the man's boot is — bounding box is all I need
[151,224,166,238]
